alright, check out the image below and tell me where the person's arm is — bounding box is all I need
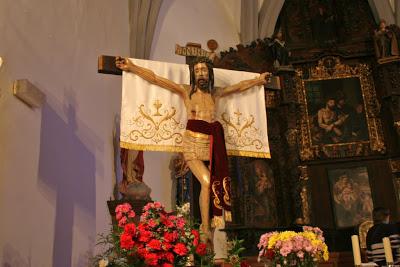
[217,72,270,97]
[334,114,349,126]
[116,57,186,98]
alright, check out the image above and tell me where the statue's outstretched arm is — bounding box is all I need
[116,57,186,98]
[218,72,270,97]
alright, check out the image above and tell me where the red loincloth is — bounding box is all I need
[186,119,231,218]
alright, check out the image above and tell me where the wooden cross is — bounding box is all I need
[97,43,213,222]
[97,53,281,89]
[97,42,280,222]
[97,42,214,74]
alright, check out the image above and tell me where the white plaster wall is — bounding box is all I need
[150,0,241,63]
[0,0,245,265]
[0,0,129,266]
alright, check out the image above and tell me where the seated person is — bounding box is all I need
[366,207,400,265]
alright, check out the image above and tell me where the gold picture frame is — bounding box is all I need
[296,56,385,160]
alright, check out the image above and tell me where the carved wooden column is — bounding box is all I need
[298,165,311,224]
[389,158,400,215]
[375,60,400,156]
[276,68,304,222]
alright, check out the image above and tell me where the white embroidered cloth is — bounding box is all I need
[120,58,270,158]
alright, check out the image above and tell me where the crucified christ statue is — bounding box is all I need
[116,56,270,245]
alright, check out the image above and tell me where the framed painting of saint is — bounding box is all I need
[296,56,385,160]
[328,166,373,228]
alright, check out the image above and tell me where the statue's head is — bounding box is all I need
[189,57,214,97]
[379,19,387,29]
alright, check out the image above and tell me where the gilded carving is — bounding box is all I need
[298,165,311,224]
[298,165,309,181]
[389,159,400,173]
[265,90,279,108]
[300,187,311,225]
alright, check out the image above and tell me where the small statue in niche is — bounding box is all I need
[270,29,291,69]
[311,2,338,47]
[373,19,400,63]
[118,149,151,201]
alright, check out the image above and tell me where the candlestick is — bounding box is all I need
[383,237,394,264]
[351,235,362,266]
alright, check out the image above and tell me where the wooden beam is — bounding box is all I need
[98,55,121,75]
[97,54,281,90]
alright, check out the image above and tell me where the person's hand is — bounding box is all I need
[259,72,271,84]
[115,56,134,72]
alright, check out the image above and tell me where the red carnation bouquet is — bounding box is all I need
[111,202,207,267]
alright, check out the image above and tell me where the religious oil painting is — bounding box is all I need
[305,77,368,145]
[328,166,373,228]
[296,57,385,160]
[247,159,278,227]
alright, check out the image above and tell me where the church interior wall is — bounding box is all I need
[0,0,244,266]
[0,0,398,266]
[0,0,130,266]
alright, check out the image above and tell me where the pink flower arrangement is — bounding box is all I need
[257,226,329,267]
[112,202,207,267]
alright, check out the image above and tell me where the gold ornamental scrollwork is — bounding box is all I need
[222,177,231,206]
[299,165,309,181]
[389,159,400,173]
[128,100,185,144]
[220,110,264,150]
[296,57,386,160]
[298,165,311,224]
[211,181,223,210]
[310,56,358,79]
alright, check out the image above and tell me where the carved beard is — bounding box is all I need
[197,78,210,92]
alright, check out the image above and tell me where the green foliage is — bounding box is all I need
[195,247,215,267]
[226,238,246,267]
[91,228,130,267]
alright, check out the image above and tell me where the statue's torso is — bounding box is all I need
[182,85,217,122]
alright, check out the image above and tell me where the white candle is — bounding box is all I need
[383,237,394,263]
[351,235,362,266]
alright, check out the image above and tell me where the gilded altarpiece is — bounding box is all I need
[208,0,400,258]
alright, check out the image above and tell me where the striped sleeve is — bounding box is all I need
[367,234,400,264]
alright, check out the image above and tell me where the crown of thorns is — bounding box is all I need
[190,57,214,67]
